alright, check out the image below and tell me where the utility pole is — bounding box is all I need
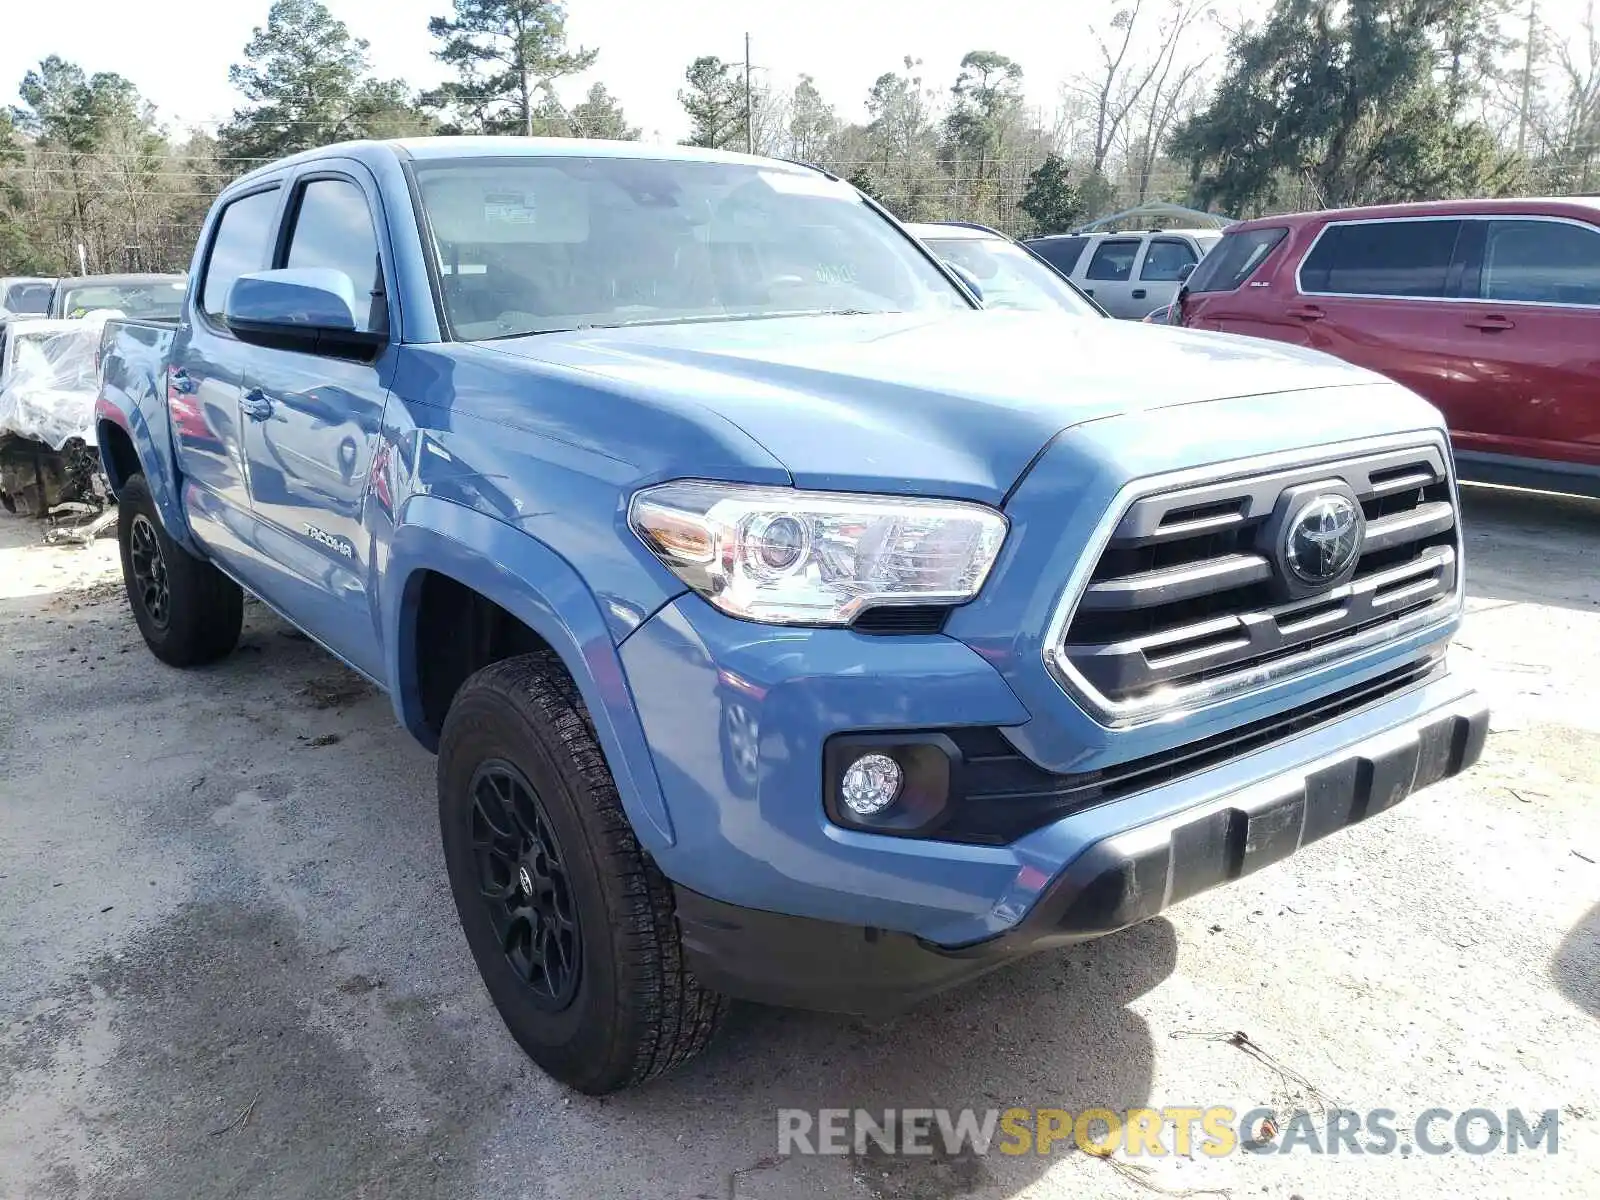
[744,32,754,155]
[1517,0,1538,156]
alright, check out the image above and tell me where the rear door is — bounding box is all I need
[238,165,395,679]
[169,183,283,566]
[1079,237,1144,317]
[1447,216,1600,473]
[1292,217,1474,411]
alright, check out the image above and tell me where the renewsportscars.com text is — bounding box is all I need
[777,1106,1560,1158]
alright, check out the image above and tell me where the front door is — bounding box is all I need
[239,169,394,680]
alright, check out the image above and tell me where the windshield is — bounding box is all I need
[3,281,52,315]
[58,281,185,320]
[413,156,969,339]
[923,236,1100,316]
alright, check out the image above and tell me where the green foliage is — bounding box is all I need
[426,0,597,135]
[788,75,836,163]
[678,57,746,150]
[0,110,51,273]
[866,58,935,166]
[845,166,881,202]
[1169,0,1517,213]
[1018,154,1084,233]
[219,0,430,165]
[943,50,1025,178]
[567,83,639,140]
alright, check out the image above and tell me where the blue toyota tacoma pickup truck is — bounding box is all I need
[95,138,1487,1094]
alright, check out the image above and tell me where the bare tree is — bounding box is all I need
[1069,0,1213,179]
[1127,2,1215,201]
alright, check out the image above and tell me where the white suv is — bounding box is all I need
[1024,230,1221,318]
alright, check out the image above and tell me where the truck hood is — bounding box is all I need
[481,310,1389,501]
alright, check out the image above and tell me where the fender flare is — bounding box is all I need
[94,392,200,554]
[385,494,677,853]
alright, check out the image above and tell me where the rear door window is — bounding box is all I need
[1480,218,1600,306]
[1186,227,1288,292]
[1140,239,1198,281]
[1299,219,1462,298]
[201,188,282,319]
[1085,240,1140,282]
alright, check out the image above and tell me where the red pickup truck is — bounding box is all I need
[1173,198,1600,498]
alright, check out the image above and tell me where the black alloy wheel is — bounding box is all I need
[469,759,581,1009]
[127,513,171,629]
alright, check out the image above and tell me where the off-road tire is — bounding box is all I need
[117,472,243,667]
[438,654,728,1094]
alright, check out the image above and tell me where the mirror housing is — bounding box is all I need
[943,260,985,305]
[225,269,385,356]
[1177,262,1196,281]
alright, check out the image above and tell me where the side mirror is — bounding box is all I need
[944,261,985,305]
[1177,262,1196,281]
[225,269,384,355]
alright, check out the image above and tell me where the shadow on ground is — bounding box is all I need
[1553,902,1599,1020]
[590,918,1178,1199]
[1459,485,1600,613]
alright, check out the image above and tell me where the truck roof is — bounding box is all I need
[230,136,815,189]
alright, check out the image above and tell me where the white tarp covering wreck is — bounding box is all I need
[0,311,115,450]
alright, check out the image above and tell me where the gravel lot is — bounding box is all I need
[1,485,1596,1200]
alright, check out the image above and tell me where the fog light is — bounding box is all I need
[840,753,903,816]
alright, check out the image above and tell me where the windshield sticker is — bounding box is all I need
[483,192,539,225]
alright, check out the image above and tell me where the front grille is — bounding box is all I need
[938,654,1444,844]
[1050,441,1460,721]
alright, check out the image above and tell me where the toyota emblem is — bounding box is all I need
[1283,494,1363,586]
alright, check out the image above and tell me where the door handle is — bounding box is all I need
[170,368,198,395]
[1132,288,1147,300]
[1466,314,1515,331]
[1286,304,1325,321]
[240,389,274,420]
[1083,287,1095,296]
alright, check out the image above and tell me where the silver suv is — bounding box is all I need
[1024,230,1221,318]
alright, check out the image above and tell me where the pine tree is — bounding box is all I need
[219,0,430,166]
[426,0,598,135]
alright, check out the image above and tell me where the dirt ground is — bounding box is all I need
[1,485,1596,1200]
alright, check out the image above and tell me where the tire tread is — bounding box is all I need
[443,653,727,1091]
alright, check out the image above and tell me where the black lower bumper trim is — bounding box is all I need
[675,694,1489,1017]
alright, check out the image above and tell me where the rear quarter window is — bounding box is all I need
[1026,236,1088,275]
[1185,227,1288,293]
[1480,218,1600,306]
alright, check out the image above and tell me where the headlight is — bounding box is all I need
[628,481,1008,626]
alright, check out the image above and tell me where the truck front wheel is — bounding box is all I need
[437,654,728,1094]
[117,473,243,667]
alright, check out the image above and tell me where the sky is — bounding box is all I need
[2,0,1594,144]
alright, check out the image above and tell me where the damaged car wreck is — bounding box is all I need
[0,310,116,529]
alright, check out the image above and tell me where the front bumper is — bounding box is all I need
[622,592,1484,944]
[675,691,1487,1015]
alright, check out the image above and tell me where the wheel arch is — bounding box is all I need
[386,495,677,853]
